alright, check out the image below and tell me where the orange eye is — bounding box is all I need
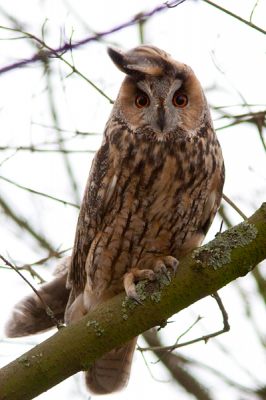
[135,94,150,108]
[173,94,187,107]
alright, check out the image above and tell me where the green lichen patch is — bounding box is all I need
[192,222,258,270]
[87,320,105,337]
[19,356,30,367]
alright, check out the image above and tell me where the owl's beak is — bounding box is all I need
[157,106,165,132]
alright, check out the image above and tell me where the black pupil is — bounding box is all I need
[138,96,148,106]
[175,95,185,105]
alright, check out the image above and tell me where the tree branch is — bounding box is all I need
[1,203,266,400]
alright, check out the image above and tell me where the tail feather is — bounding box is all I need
[5,273,70,337]
[85,337,138,395]
[5,253,137,394]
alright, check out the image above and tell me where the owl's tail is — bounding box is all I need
[5,255,137,394]
[5,273,70,337]
[85,337,138,395]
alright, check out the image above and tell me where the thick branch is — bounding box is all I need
[1,203,266,400]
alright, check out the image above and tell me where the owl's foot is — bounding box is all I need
[123,256,179,306]
[152,256,179,279]
[123,269,158,306]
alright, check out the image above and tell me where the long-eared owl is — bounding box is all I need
[5,45,224,395]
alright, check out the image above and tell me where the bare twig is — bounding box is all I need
[16,265,46,284]
[0,146,95,153]
[0,175,79,208]
[250,0,260,22]
[0,0,185,75]
[0,196,57,253]
[28,247,72,268]
[141,330,213,400]
[0,148,20,167]
[202,0,266,36]
[222,193,248,220]
[0,25,114,103]
[164,0,186,8]
[138,291,229,353]
[31,121,101,136]
[0,255,64,330]
[46,67,81,206]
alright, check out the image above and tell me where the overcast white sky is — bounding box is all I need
[0,1,266,399]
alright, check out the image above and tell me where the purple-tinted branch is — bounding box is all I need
[0,0,184,75]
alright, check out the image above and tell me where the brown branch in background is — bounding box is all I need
[0,176,79,209]
[0,196,56,253]
[175,352,257,395]
[0,0,185,76]
[141,330,213,400]
[222,193,248,220]
[0,255,64,330]
[202,0,266,36]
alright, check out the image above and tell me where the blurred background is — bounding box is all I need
[0,0,266,399]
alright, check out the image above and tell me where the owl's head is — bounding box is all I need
[108,45,209,140]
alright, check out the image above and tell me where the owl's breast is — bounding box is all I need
[86,135,223,297]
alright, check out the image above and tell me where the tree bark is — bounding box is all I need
[1,203,266,400]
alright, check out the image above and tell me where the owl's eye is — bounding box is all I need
[135,94,150,108]
[173,94,187,107]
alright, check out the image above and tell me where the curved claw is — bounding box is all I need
[129,294,145,307]
[173,260,179,276]
[161,266,171,282]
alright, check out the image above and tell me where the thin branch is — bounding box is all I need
[0,196,56,253]
[202,0,266,36]
[142,330,213,400]
[0,0,185,76]
[15,265,46,284]
[46,67,81,206]
[139,291,229,353]
[0,148,20,166]
[28,247,72,268]
[164,0,186,8]
[222,193,248,220]
[0,175,79,208]
[0,25,113,103]
[0,146,96,153]
[176,353,257,394]
[150,315,203,364]
[250,0,260,22]
[31,121,102,136]
[0,255,63,330]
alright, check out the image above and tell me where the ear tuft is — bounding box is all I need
[107,45,172,76]
[107,45,129,74]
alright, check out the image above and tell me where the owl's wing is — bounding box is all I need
[68,138,116,294]
[200,162,225,236]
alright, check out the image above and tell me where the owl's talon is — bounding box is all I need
[173,260,179,276]
[161,266,170,282]
[129,294,145,307]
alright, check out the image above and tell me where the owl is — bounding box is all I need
[5,45,224,395]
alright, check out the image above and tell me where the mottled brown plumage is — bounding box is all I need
[5,45,224,395]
